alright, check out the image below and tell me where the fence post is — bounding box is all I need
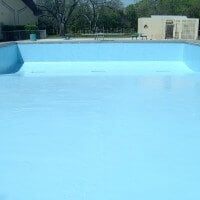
[18,31,21,40]
[0,23,3,40]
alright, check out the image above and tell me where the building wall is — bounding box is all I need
[138,16,199,40]
[181,19,199,40]
[138,18,165,40]
[0,0,37,26]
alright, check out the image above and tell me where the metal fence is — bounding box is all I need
[0,23,3,41]
[1,30,46,41]
[75,28,133,35]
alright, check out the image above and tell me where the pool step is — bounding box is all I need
[17,61,194,76]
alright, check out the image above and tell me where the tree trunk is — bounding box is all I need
[59,22,65,36]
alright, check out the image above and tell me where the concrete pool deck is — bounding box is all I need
[1,38,200,47]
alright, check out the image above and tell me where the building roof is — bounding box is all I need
[21,0,41,15]
[151,15,188,20]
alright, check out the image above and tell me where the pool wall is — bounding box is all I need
[0,41,200,74]
[18,43,184,62]
[183,43,200,72]
[0,44,23,74]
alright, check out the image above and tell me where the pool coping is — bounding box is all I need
[0,39,200,47]
[0,41,16,48]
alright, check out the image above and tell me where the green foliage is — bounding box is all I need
[124,0,200,31]
[125,4,138,30]
[130,0,200,18]
[38,0,200,34]
[24,25,38,34]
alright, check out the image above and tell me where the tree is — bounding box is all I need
[37,0,200,35]
[125,4,138,31]
[78,0,101,33]
[37,0,80,35]
[69,0,124,33]
[98,1,125,31]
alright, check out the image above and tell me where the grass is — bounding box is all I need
[46,35,62,39]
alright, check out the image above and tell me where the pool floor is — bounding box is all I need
[0,70,200,200]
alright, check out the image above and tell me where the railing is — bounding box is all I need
[2,30,46,41]
[80,32,126,39]
[75,28,133,34]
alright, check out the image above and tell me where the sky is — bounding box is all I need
[123,0,139,6]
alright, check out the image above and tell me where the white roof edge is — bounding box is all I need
[138,15,199,20]
[151,15,187,19]
[138,17,151,19]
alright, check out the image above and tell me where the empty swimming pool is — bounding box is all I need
[0,41,200,200]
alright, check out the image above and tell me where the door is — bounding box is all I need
[165,21,174,39]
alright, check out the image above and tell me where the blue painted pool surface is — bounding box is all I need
[0,44,23,74]
[0,42,200,200]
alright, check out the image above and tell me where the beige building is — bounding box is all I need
[138,15,199,40]
[0,0,39,26]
